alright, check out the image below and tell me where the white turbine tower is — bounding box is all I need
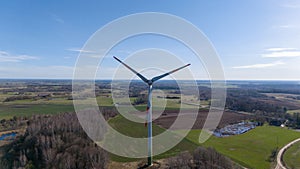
[113,56,190,166]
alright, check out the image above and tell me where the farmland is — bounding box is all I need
[104,114,300,169]
[1,80,300,168]
[186,126,300,169]
[108,115,199,162]
[0,104,74,119]
[287,109,300,114]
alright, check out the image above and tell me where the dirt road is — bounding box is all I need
[275,138,300,169]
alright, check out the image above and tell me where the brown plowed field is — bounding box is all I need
[153,109,251,130]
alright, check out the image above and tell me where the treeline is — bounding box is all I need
[3,95,33,102]
[257,85,300,95]
[133,95,181,105]
[225,88,296,113]
[133,94,147,105]
[0,116,27,132]
[100,106,119,120]
[252,110,300,129]
[285,112,300,129]
[166,147,242,169]
[1,85,72,94]
[0,113,109,169]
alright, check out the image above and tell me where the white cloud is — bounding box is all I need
[66,48,105,59]
[66,48,96,53]
[262,48,300,58]
[282,3,300,8]
[67,48,132,55]
[115,49,131,55]
[265,48,296,52]
[232,61,284,69]
[51,14,65,24]
[279,25,297,29]
[0,51,39,62]
[67,48,131,59]
[272,24,300,30]
[0,65,74,79]
[262,51,300,58]
[0,51,9,55]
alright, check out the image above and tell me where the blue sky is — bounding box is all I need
[0,0,300,80]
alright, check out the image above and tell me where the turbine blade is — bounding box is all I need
[113,56,148,83]
[151,63,191,82]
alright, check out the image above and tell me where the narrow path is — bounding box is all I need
[275,138,300,169]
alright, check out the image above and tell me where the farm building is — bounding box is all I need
[214,121,257,137]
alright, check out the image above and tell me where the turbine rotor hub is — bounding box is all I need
[147,80,153,85]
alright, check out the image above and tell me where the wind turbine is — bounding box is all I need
[113,56,191,166]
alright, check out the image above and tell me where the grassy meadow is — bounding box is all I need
[107,114,300,169]
[107,115,198,162]
[287,109,300,114]
[0,90,75,119]
[186,126,300,169]
[283,141,300,169]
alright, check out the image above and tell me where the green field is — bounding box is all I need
[0,89,205,120]
[0,92,75,119]
[97,94,201,108]
[107,115,300,169]
[186,126,300,169]
[283,141,300,169]
[0,95,114,119]
[0,104,75,119]
[288,109,300,114]
[107,115,198,162]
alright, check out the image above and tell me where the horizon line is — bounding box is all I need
[0,78,299,82]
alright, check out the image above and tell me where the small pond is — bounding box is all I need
[0,132,17,141]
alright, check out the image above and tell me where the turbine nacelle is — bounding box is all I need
[147,80,153,85]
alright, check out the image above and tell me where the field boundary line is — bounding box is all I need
[275,138,300,169]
